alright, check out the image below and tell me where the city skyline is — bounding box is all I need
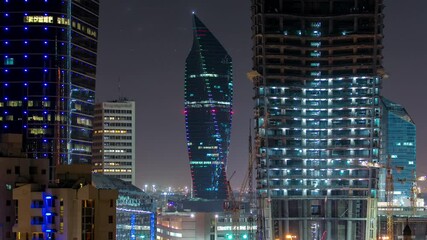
[96,1,427,190]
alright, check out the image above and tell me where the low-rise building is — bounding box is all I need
[156,211,256,240]
[0,134,49,240]
[92,174,156,240]
[13,165,118,240]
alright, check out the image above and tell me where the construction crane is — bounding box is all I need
[224,121,256,240]
[385,156,394,240]
[246,120,256,240]
[366,156,394,239]
[237,120,256,239]
[398,171,427,216]
[373,158,427,239]
[225,171,240,239]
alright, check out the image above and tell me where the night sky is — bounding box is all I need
[96,1,427,190]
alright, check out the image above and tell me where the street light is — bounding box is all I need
[214,214,218,240]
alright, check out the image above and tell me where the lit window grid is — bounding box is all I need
[92,101,135,183]
[255,76,381,198]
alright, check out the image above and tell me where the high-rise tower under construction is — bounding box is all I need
[250,1,384,239]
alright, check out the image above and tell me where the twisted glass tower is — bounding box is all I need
[0,1,99,168]
[184,14,233,200]
[251,1,384,239]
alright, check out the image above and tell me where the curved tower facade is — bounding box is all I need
[0,1,99,167]
[184,14,233,200]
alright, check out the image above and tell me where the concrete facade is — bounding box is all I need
[12,165,118,240]
[93,100,136,184]
[0,134,49,240]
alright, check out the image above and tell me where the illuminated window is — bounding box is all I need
[24,16,53,24]
[42,101,50,107]
[7,101,22,107]
[6,115,13,121]
[28,101,33,107]
[29,116,44,121]
[310,51,321,57]
[310,42,321,47]
[73,144,91,153]
[77,117,92,127]
[4,58,14,65]
[29,128,45,135]
[75,103,82,111]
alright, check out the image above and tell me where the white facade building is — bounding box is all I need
[93,100,136,184]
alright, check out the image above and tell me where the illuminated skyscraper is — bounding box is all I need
[184,14,233,200]
[0,1,99,167]
[93,100,136,184]
[250,1,384,239]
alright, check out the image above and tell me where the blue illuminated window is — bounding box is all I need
[4,58,14,65]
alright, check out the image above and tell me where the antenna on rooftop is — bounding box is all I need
[117,77,123,101]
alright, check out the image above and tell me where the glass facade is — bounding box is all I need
[184,14,233,200]
[251,0,384,239]
[92,174,156,240]
[380,97,416,204]
[0,0,99,167]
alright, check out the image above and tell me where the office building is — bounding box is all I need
[0,0,100,166]
[93,100,136,184]
[380,97,416,205]
[250,1,384,239]
[184,14,233,200]
[13,164,118,240]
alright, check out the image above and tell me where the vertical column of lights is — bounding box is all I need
[150,213,156,240]
[306,21,324,198]
[43,195,55,235]
[130,214,136,240]
[2,6,9,130]
[66,0,72,164]
[197,29,229,193]
[309,22,322,76]
[23,10,30,139]
[42,15,50,159]
[201,74,224,192]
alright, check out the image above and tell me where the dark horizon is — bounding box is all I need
[96,1,427,190]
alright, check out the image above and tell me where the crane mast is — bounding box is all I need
[386,155,394,239]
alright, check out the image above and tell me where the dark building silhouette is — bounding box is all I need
[184,14,233,200]
[0,1,99,166]
[250,0,384,239]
